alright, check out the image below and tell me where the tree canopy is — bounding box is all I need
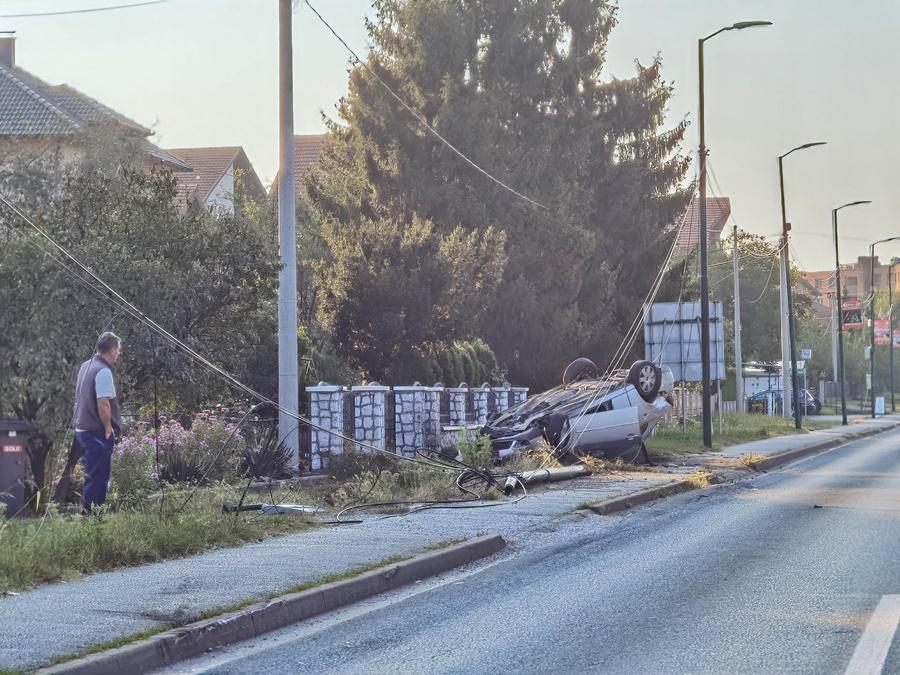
[309,0,692,387]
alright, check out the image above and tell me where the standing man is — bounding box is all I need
[72,332,123,512]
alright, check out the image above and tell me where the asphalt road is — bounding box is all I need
[169,428,900,675]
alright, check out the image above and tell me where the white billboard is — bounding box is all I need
[643,301,726,382]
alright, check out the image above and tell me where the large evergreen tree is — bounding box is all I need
[311,0,691,388]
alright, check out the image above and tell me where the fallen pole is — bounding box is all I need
[503,465,591,495]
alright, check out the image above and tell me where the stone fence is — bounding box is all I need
[306,383,529,471]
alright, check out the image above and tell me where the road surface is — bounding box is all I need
[168,427,900,674]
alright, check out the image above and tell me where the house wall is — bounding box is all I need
[206,168,235,213]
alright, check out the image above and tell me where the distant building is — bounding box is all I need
[673,196,731,255]
[802,255,900,307]
[0,36,189,171]
[165,147,265,215]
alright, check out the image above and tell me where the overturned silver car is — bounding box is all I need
[483,359,674,463]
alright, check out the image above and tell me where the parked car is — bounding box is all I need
[748,388,821,415]
[482,359,674,464]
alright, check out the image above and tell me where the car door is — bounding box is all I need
[569,393,641,454]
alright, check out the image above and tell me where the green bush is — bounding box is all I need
[456,429,493,469]
[109,434,158,507]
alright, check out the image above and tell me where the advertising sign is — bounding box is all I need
[893,329,900,349]
[842,298,862,330]
[875,320,891,345]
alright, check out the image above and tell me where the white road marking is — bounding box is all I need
[845,595,900,675]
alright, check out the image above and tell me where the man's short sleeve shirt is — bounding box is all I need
[95,367,116,399]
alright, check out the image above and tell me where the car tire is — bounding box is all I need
[627,360,662,402]
[563,358,598,385]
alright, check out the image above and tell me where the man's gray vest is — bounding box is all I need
[73,356,122,435]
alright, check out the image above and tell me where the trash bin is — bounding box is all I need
[0,419,32,517]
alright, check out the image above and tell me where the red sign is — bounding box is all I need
[1,444,23,453]
[842,298,863,330]
[875,320,891,345]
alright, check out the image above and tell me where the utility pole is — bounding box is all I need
[890,261,897,412]
[278,0,300,467]
[830,292,838,386]
[732,224,744,411]
[868,237,900,418]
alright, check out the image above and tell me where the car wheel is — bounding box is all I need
[627,360,662,402]
[563,358,598,385]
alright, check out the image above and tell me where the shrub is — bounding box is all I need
[239,426,294,481]
[109,433,158,507]
[456,429,493,469]
[158,416,241,485]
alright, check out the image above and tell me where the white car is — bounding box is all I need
[483,359,674,463]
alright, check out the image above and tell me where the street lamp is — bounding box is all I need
[868,236,900,418]
[698,19,772,448]
[833,200,872,425]
[890,260,898,412]
[779,142,826,429]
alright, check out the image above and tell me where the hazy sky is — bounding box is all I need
[3,0,899,270]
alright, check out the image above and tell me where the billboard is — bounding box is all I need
[875,320,891,345]
[643,301,726,382]
[841,298,862,331]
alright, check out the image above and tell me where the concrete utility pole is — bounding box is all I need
[831,292,839,385]
[732,224,744,410]
[278,0,300,466]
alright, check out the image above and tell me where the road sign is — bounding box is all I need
[643,301,726,382]
[801,348,812,359]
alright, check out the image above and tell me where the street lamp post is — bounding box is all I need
[890,261,898,412]
[698,20,772,448]
[868,236,900,418]
[833,201,872,425]
[778,142,826,429]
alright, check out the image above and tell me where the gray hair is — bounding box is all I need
[96,332,121,354]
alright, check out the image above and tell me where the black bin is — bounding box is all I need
[0,419,32,517]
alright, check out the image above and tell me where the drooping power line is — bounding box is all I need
[0,1,168,19]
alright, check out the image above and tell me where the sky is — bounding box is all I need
[2,0,899,271]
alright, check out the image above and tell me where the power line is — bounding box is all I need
[301,0,549,212]
[0,1,168,18]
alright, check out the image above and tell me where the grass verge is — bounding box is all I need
[0,486,317,595]
[647,413,834,456]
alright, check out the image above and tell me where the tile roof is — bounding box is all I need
[165,146,265,212]
[0,62,189,170]
[273,133,327,194]
[674,196,731,254]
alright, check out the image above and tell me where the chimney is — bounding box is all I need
[0,34,15,68]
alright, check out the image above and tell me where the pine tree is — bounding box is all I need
[311,0,691,387]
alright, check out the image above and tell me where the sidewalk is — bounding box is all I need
[3,415,899,671]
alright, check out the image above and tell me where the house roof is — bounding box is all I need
[165,146,265,211]
[293,133,327,180]
[0,62,189,170]
[674,196,731,254]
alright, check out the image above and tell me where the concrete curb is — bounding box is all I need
[582,477,700,515]
[748,421,900,472]
[42,535,506,675]
[583,420,900,516]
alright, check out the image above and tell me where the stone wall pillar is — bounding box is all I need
[393,385,426,456]
[491,386,511,415]
[471,385,490,425]
[446,386,469,427]
[352,385,389,452]
[423,385,444,451]
[308,385,344,471]
[510,387,529,407]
